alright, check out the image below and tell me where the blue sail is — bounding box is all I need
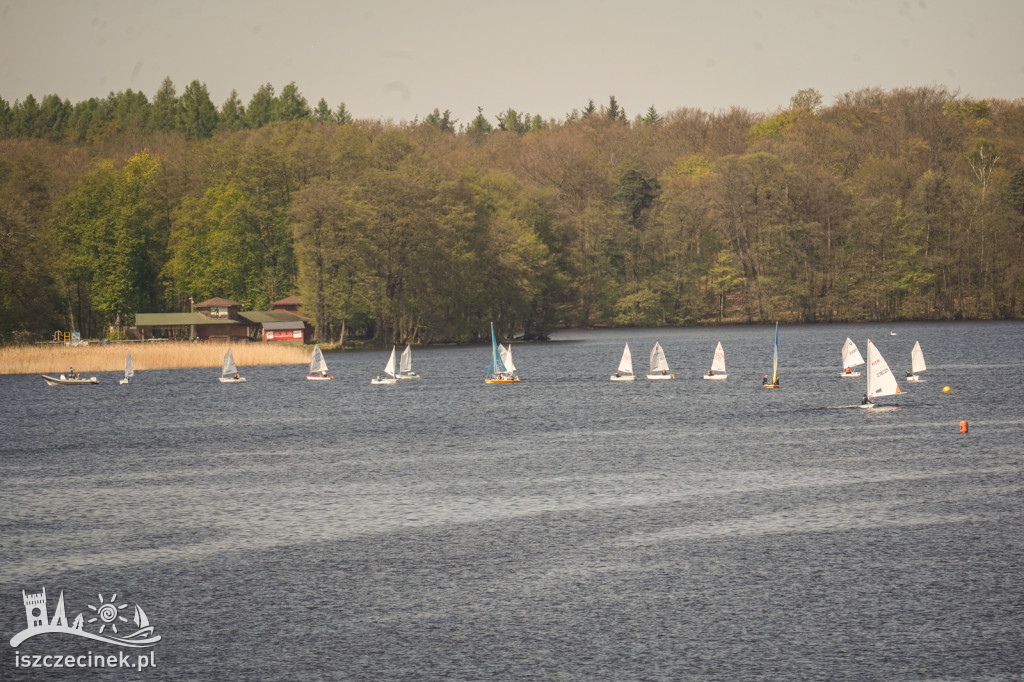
[487,322,509,378]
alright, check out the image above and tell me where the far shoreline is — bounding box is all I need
[0,341,310,375]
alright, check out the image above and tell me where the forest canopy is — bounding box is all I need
[2,80,1023,345]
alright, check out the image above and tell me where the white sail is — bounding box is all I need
[866,339,901,399]
[133,604,150,629]
[400,345,412,374]
[841,337,865,368]
[500,344,516,373]
[222,349,237,377]
[617,344,633,374]
[384,346,397,378]
[911,341,926,374]
[124,351,134,379]
[710,342,727,373]
[649,342,670,374]
[309,345,328,374]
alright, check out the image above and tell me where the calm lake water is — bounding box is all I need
[2,322,1022,680]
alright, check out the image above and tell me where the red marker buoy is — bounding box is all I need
[959,420,968,434]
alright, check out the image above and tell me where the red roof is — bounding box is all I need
[272,295,303,306]
[194,297,240,307]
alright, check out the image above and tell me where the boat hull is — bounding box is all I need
[485,377,520,384]
[306,374,333,381]
[907,376,925,382]
[219,377,246,383]
[841,372,862,378]
[396,374,420,380]
[646,374,675,380]
[702,374,728,380]
[42,375,98,386]
[610,375,635,381]
[371,377,397,385]
[762,384,780,389]
[118,378,131,385]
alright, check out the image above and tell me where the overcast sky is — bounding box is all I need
[2,0,1021,125]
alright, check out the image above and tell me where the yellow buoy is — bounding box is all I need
[943,386,951,393]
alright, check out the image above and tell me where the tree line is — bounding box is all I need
[1,81,1023,345]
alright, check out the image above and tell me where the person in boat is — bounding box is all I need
[615,371,621,378]
[707,369,714,376]
[845,367,851,374]
[862,393,872,405]
[906,369,912,378]
[321,369,328,377]
[234,371,239,379]
[762,374,769,385]
[68,366,77,379]
[662,369,667,376]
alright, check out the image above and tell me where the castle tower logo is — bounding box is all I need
[10,588,161,649]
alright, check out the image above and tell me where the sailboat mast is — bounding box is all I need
[772,323,779,384]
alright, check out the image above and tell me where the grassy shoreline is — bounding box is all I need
[0,342,311,375]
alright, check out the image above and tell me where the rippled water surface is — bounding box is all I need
[2,322,1022,680]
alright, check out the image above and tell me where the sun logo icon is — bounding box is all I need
[87,593,129,634]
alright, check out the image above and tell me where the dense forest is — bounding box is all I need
[1,79,1023,345]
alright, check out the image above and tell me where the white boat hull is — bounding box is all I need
[371,377,397,385]
[119,378,131,385]
[841,372,861,378]
[306,374,333,381]
[907,375,925,382]
[396,374,420,380]
[42,374,99,386]
[646,374,675,380]
[702,373,728,380]
[219,377,246,383]
[610,374,635,381]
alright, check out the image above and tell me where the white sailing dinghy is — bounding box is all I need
[306,344,332,380]
[907,341,927,382]
[371,346,398,384]
[840,337,865,378]
[703,341,728,380]
[862,339,901,407]
[611,343,635,381]
[397,344,420,379]
[763,323,780,389]
[646,341,674,380]
[119,351,134,384]
[219,348,246,383]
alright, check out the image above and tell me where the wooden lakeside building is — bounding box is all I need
[133,297,310,343]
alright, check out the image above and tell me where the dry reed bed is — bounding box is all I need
[0,342,310,375]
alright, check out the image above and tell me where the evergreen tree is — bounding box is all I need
[178,80,218,140]
[151,77,179,132]
[247,83,275,127]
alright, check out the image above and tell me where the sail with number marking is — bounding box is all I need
[866,339,902,398]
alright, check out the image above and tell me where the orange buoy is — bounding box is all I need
[959,420,968,434]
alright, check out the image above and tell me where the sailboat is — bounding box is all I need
[219,348,246,383]
[840,337,865,378]
[646,341,674,380]
[702,341,728,380]
[762,322,780,389]
[306,344,332,380]
[862,339,902,407]
[610,343,635,381]
[907,341,927,382]
[485,322,519,383]
[397,344,420,379]
[118,351,134,384]
[371,346,398,384]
